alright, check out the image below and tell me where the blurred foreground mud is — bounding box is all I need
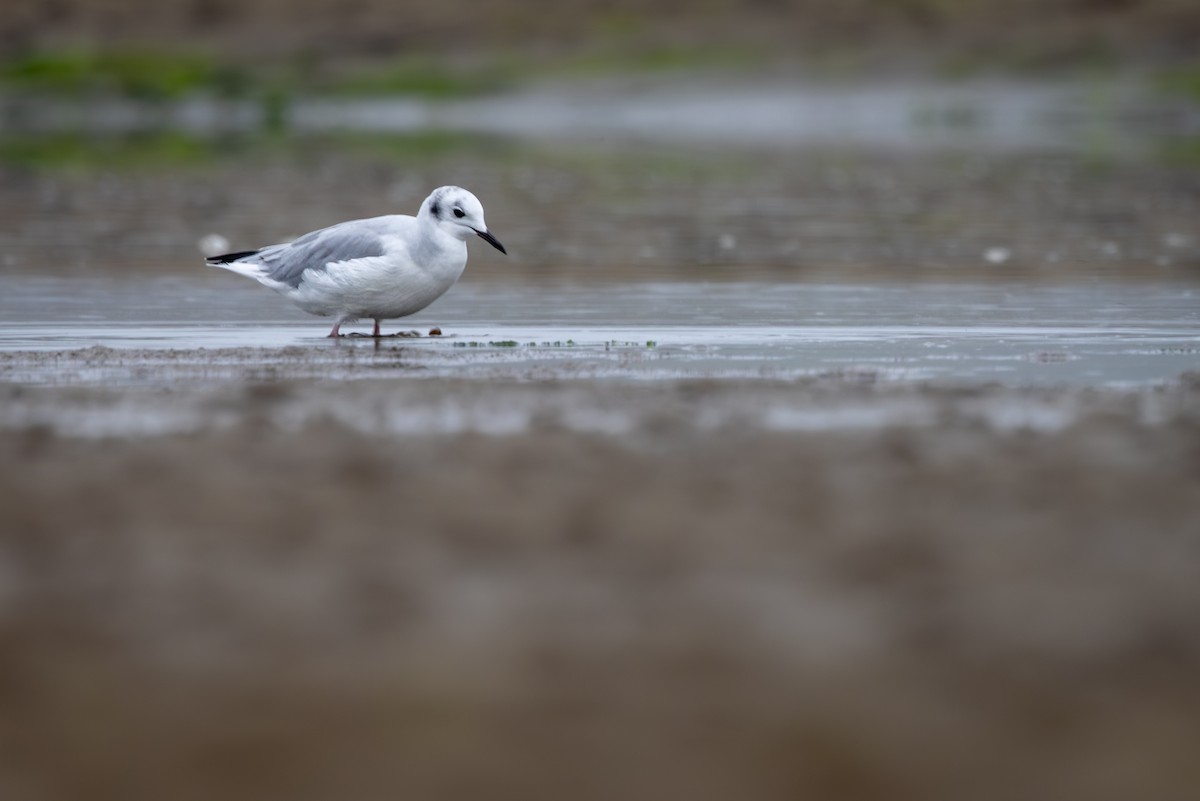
[2,376,1199,801]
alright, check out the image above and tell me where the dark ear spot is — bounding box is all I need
[429,201,440,218]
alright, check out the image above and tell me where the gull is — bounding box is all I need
[207,186,506,337]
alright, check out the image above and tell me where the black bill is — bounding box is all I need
[475,229,507,255]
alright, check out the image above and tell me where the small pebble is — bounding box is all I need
[984,247,1011,265]
[198,233,230,257]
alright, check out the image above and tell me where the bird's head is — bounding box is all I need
[423,186,506,254]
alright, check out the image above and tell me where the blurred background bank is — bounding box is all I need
[0,0,1197,281]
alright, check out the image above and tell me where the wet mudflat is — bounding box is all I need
[2,276,1198,392]
[3,283,1199,801]
[3,74,1200,801]
[3,385,1200,801]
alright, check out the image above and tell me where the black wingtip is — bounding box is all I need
[206,249,261,265]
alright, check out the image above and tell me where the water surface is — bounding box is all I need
[2,275,1196,387]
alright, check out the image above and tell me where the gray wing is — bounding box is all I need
[256,221,388,288]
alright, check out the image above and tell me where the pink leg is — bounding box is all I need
[372,319,382,337]
[327,321,342,338]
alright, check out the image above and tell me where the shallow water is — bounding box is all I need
[6,78,1197,155]
[1,275,1197,387]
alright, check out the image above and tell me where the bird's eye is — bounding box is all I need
[453,208,465,219]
